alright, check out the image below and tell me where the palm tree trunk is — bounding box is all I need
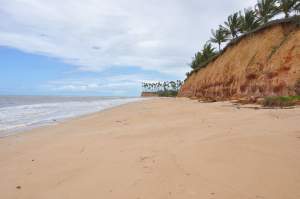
[285,12,289,18]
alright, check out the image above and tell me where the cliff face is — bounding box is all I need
[179,20,300,100]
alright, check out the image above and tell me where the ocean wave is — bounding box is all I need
[0,97,142,136]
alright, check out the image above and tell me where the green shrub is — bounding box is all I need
[262,96,300,107]
[157,90,178,97]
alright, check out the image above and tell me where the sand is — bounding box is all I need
[0,98,300,199]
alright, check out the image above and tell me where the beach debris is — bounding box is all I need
[80,147,85,153]
[115,120,129,125]
[140,156,148,161]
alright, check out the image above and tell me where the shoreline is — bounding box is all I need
[0,98,146,138]
[1,98,300,199]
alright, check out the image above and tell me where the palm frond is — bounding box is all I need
[210,26,230,51]
[239,8,261,32]
[255,0,277,23]
[224,12,242,38]
[276,0,299,18]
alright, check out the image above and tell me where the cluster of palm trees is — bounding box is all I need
[142,80,183,93]
[190,0,300,70]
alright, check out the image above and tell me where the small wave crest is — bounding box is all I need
[0,97,142,137]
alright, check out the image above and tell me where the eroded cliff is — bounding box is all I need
[179,18,300,100]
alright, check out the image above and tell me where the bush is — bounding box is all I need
[262,96,300,107]
[157,90,178,97]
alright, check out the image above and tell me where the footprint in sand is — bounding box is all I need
[115,120,128,125]
[139,155,156,172]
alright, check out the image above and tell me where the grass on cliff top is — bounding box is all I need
[262,96,300,108]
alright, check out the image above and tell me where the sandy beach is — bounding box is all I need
[0,98,300,199]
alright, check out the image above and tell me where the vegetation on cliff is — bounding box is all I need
[263,79,300,107]
[262,96,300,107]
[188,0,300,76]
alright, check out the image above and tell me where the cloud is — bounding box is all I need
[43,73,166,95]
[0,0,257,76]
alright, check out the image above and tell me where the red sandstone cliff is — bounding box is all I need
[179,17,300,100]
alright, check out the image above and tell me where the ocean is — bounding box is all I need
[0,96,142,137]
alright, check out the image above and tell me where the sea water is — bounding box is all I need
[0,96,142,137]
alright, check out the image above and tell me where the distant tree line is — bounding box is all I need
[188,0,300,75]
[142,80,183,97]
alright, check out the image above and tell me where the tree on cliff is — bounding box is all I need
[210,26,229,51]
[255,0,277,23]
[296,1,300,13]
[201,43,217,61]
[239,8,261,32]
[276,0,300,18]
[224,12,242,38]
[186,0,300,77]
[190,43,216,69]
[190,52,203,69]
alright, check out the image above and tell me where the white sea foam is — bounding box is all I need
[0,96,143,137]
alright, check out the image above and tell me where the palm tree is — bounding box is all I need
[224,12,242,38]
[255,0,277,24]
[210,26,229,51]
[176,80,182,90]
[190,51,203,69]
[170,81,176,91]
[276,0,299,18]
[157,82,162,91]
[190,43,216,69]
[163,82,168,92]
[201,43,217,61]
[239,8,260,33]
[295,1,300,13]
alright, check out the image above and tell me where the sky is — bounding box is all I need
[0,0,256,96]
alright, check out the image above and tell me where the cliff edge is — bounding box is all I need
[179,17,300,100]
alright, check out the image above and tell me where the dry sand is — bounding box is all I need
[0,98,300,199]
